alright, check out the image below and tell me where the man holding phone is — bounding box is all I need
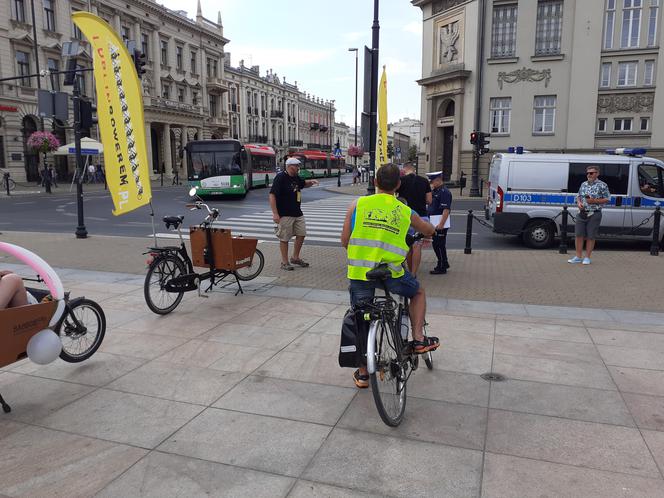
[568,165,610,265]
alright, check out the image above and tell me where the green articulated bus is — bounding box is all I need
[186,139,276,197]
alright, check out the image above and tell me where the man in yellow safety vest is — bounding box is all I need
[341,163,439,388]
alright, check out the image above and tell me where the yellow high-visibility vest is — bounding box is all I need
[347,194,411,280]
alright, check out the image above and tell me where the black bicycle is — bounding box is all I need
[360,235,435,427]
[2,172,16,192]
[143,188,264,315]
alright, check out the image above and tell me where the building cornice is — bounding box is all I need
[417,68,471,86]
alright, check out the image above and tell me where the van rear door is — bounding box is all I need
[630,161,664,239]
[487,155,503,217]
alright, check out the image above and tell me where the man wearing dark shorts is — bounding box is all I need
[269,157,318,270]
[568,165,610,265]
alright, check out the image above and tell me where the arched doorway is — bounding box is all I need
[435,100,455,181]
[52,119,68,181]
[22,116,39,182]
[150,127,160,173]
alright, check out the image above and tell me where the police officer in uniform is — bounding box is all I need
[427,171,452,274]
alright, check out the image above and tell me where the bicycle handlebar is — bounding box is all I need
[187,200,219,223]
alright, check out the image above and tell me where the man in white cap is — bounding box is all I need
[269,157,319,270]
[427,171,452,274]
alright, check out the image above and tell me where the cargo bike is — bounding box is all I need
[143,187,265,315]
[0,242,106,414]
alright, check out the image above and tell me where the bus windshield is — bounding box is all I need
[188,142,242,180]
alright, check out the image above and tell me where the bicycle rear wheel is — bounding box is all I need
[370,319,407,427]
[7,179,16,191]
[144,255,186,314]
[235,248,264,281]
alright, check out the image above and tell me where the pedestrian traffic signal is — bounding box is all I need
[132,49,147,79]
[79,99,98,129]
[470,131,478,146]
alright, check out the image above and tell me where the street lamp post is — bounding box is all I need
[367,0,380,195]
[348,48,358,171]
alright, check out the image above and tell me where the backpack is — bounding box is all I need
[338,308,369,368]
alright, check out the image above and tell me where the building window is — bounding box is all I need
[600,62,612,87]
[598,118,608,131]
[212,59,218,77]
[13,0,26,22]
[176,46,183,71]
[160,39,168,66]
[141,33,149,56]
[16,50,30,86]
[162,83,170,100]
[190,50,197,73]
[617,61,638,85]
[621,0,643,48]
[76,64,86,94]
[533,95,557,134]
[209,94,218,117]
[491,4,518,58]
[47,58,59,91]
[605,0,616,48]
[489,97,512,134]
[43,0,56,31]
[72,13,83,39]
[640,117,650,130]
[178,87,185,103]
[614,117,633,131]
[644,59,655,84]
[192,91,199,106]
[121,26,130,45]
[648,0,659,46]
[535,0,564,56]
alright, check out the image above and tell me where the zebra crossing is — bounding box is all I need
[153,195,355,246]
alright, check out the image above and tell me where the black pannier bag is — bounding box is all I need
[338,308,369,368]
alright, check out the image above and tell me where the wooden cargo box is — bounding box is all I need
[189,227,257,270]
[0,301,57,368]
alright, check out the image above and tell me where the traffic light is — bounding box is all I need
[470,131,478,146]
[132,49,147,79]
[79,99,98,129]
[478,132,491,155]
[63,57,78,86]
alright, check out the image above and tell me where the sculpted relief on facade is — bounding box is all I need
[497,67,552,90]
[433,0,465,14]
[439,22,460,64]
[596,93,655,113]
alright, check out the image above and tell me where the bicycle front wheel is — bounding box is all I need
[370,319,407,427]
[58,299,106,362]
[144,255,186,314]
[235,248,264,281]
[7,179,16,191]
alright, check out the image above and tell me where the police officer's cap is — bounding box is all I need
[426,171,443,180]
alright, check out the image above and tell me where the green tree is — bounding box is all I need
[387,141,394,159]
[407,144,418,161]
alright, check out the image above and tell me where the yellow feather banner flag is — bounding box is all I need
[72,12,151,215]
[376,66,388,170]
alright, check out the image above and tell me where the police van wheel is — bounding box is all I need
[523,220,555,249]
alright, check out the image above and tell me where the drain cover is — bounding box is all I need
[481,372,507,382]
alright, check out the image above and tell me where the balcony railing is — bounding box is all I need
[307,143,321,149]
[319,125,328,133]
[206,76,227,93]
[289,140,304,147]
[261,110,266,117]
[247,106,253,114]
[310,123,319,130]
[270,110,284,118]
[147,96,203,114]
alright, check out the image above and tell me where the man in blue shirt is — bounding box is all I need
[427,171,452,274]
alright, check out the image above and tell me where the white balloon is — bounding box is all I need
[26,329,62,365]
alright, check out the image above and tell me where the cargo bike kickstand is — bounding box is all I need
[143,187,265,315]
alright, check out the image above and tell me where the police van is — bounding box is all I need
[486,148,664,248]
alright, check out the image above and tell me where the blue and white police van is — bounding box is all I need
[486,148,664,248]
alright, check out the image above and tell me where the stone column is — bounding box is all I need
[152,29,161,98]
[145,122,153,173]
[113,13,121,34]
[133,21,141,51]
[163,123,172,177]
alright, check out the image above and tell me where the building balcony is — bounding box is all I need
[253,107,259,116]
[261,110,267,117]
[310,123,319,130]
[319,125,328,133]
[307,143,321,149]
[270,110,284,118]
[208,111,229,128]
[247,106,253,114]
[248,134,268,143]
[206,76,228,93]
[321,144,331,152]
[146,96,204,115]
[289,139,304,147]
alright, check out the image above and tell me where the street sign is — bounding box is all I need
[395,146,401,154]
[334,147,342,158]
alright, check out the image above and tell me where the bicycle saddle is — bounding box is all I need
[366,264,391,281]
[163,215,184,230]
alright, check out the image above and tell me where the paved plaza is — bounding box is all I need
[0,256,664,496]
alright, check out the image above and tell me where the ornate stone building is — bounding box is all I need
[0,0,228,182]
[297,93,336,153]
[413,0,664,181]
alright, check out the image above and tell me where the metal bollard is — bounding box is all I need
[337,169,341,187]
[479,179,484,198]
[650,206,661,256]
[464,209,473,255]
[559,206,569,254]
[160,171,164,187]
[3,172,10,196]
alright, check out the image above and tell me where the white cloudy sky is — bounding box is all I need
[157,0,423,127]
